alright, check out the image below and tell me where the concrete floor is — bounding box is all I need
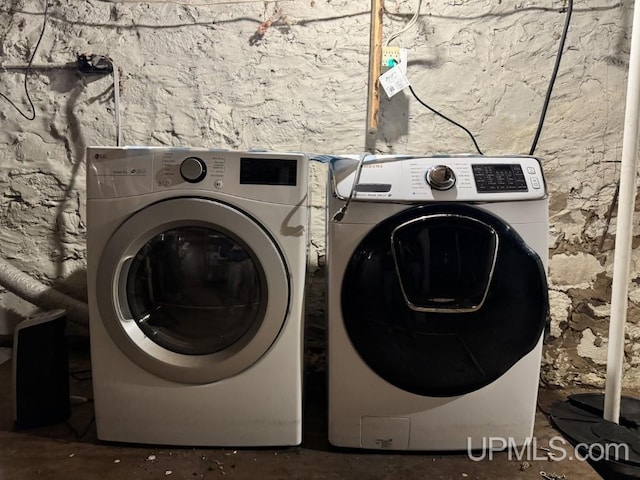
[0,344,607,480]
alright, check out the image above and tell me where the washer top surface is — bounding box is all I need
[331,154,546,203]
[87,146,308,205]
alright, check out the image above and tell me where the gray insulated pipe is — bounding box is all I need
[0,258,89,331]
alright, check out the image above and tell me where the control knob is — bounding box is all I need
[180,157,207,183]
[426,165,456,191]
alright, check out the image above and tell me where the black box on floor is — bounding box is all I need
[13,309,70,429]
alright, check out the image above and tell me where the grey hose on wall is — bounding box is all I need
[0,258,89,331]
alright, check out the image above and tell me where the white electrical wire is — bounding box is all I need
[386,0,423,46]
[0,62,75,70]
[99,0,292,5]
[112,64,121,146]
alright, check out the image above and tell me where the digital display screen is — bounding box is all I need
[240,157,297,186]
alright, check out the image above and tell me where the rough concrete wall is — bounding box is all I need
[0,0,635,386]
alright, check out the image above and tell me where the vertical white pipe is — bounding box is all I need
[604,1,640,424]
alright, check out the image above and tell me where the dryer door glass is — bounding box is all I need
[125,227,263,355]
[341,203,548,397]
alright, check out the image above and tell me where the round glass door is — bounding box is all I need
[125,226,263,356]
[341,203,548,397]
[96,198,289,384]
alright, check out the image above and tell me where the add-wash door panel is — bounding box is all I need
[341,203,548,397]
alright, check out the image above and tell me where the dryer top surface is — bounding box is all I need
[86,146,308,205]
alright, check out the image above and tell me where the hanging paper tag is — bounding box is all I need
[379,64,410,98]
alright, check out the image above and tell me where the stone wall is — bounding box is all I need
[0,0,636,386]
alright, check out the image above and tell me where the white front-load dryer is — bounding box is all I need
[327,154,549,451]
[86,147,308,446]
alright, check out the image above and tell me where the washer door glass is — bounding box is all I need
[96,198,289,384]
[341,203,548,397]
[125,227,262,355]
[390,214,498,313]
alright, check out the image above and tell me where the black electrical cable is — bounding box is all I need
[408,84,484,155]
[0,0,50,121]
[529,0,573,156]
[407,2,573,157]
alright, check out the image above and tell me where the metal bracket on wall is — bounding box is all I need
[76,54,113,75]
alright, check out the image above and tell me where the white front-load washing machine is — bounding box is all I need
[86,146,308,446]
[327,154,548,451]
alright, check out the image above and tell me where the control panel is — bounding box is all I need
[334,155,546,202]
[86,147,307,205]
